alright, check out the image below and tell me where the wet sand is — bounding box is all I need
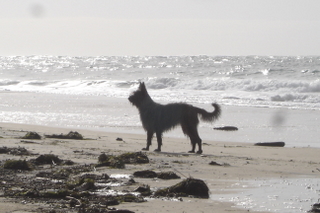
[0,122,319,213]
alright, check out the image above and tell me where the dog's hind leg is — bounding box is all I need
[189,130,202,154]
[154,131,162,152]
[192,127,203,154]
[143,131,154,151]
[182,115,203,154]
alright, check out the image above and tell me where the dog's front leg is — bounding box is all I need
[143,131,154,151]
[154,132,162,152]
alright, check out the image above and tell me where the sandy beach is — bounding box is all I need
[0,122,319,213]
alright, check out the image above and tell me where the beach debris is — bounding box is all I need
[20,140,41,144]
[133,170,180,179]
[97,152,149,169]
[157,171,181,179]
[0,146,31,155]
[213,126,238,131]
[254,142,285,147]
[134,184,152,196]
[133,170,157,178]
[21,131,42,139]
[308,202,320,212]
[45,131,84,140]
[116,137,123,141]
[107,210,135,213]
[118,152,149,164]
[209,161,230,167]
[154,178,209,198]
[97,153,125,169]
[34,154,63,165]
[3,159,31,170]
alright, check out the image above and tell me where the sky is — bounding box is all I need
[1,0,320,56]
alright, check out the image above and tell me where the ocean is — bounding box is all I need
[0,55,319,147]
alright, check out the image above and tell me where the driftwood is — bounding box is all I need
[254,142,285,147]
[213,126,238,131]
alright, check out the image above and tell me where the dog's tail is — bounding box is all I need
[195,103,221,122]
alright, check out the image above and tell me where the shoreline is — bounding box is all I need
[0,122,319,212]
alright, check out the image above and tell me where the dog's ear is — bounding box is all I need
[139,82,147,92]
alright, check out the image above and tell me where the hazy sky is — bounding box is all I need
[1,0,320,56]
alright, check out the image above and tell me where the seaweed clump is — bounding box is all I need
[154,178,209,198]
[157,171,180,180]
[3,159,31,170]
[0,146,31,155]
[132,170,180,179]
[97,153,125,169]
[21,131,42,139]
[133,170,157,178]
[118,152,149,164]
[45,131,84,140]
[34,154,63,165]
[97,152,149,169]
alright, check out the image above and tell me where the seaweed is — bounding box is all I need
[157,171,180,180]
[97,152,149,169]
[21,131,42,139]
[97,154,125,169]
[34,154,63,165]
[0,146,31,155]
[3,159,31,170]
[133,170,157,178]
[118,152,149,164]
[45,131,84,140]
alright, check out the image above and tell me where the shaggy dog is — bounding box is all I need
[128,82,221,154]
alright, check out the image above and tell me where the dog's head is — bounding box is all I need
[128,82,149,107]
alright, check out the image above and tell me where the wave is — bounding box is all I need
[143,77,320,93]
[1,77,319,97]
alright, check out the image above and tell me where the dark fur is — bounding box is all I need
[128,82,221,154]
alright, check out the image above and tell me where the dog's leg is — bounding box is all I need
[143,131,154,151]
[154,132,162,152]
[186,127,202,154]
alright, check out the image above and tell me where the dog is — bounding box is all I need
[128,82,221,154]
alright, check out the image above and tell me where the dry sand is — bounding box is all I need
[0,122,319,213]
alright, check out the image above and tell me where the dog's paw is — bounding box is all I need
[196,150,203,154]
[188,150,195,153]
[142,148,149,151]
[154,149,161,152]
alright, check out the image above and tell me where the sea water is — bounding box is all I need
[0,55,319,147]
[210,177,320,212]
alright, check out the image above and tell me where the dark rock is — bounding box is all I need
[154,178,209,198]
[308,202,320,212]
